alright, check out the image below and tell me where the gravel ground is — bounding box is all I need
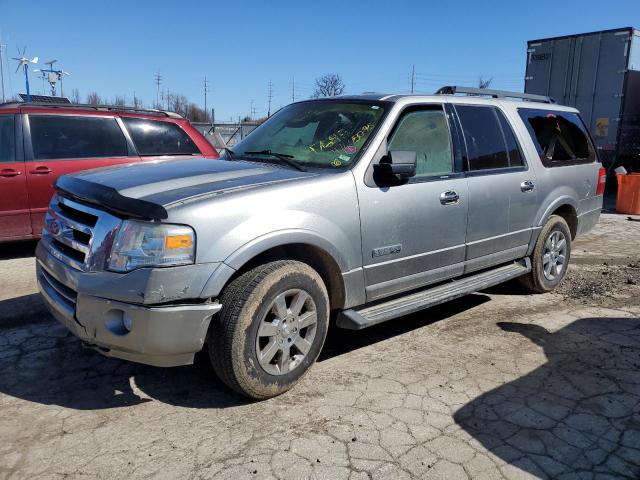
[0,213,639,480]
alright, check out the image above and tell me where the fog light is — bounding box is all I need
[104,309,131,336]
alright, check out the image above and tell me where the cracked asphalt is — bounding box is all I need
[0,213,639,479]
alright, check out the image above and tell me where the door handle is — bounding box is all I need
[521,180,535,192]
[439,190,460,205]
[0,168,22,178]
[29,166,52,175]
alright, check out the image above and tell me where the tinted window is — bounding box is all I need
[0,115,15,163]
[496,110,524,167]
[455,106,511,171]
[29,115,128,160]
[518,108,596,166]
[123,118,199,156]
[387,108,453,177]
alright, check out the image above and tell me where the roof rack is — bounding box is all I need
[0,101,183,118]
[435,86,555,104]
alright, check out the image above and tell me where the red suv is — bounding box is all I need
[0,102,218,242]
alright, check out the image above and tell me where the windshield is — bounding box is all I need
[231,101,387,169]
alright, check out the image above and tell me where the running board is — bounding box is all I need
[337,259,531,330]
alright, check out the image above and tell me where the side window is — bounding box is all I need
[455,106,512,171]
[387,108,453,177]
[29,115,128,160]
[0,115,15,163]
[517,108,596,166]
[496,110,524,167]
[123,118,200,156]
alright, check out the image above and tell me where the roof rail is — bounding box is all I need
[435,86,555,104]
[0,101,183,118]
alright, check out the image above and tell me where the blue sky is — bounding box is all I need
[1,0,639,120]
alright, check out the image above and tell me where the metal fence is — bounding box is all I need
[191,121,262,149]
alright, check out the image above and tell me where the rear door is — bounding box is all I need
[452,104,538,273]
[24,114,137,234]
[0,114,31,239]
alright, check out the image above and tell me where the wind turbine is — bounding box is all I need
[34,59,71,97]
[12,47,38,102]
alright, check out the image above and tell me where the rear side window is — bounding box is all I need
[0,115,15,163]
[518,109,596,166]
[455,106,523,171]
[29,115,128,160]
[123,118,199,156]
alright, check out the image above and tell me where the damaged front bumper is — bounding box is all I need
[36,242,222,367]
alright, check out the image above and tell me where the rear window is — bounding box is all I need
[29,115,129,160]
[122,118,199,156]
[0,115,15,163]
[518,109,596,166]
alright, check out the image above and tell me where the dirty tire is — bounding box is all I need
[209,260,329,400]
[519,215,572,293]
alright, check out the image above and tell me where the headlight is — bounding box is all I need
[108,220,195,272]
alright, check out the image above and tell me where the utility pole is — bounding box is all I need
[410,65,415,94]
[203,76,209,121]
[267,80,273,117]
[0,41,5,103]
[290,77,295,103]
[154,70,162,107]
[249,99,255,119]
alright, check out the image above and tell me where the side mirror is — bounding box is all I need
[373,150,417,181]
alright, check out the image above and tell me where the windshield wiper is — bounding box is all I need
[242,150,306,172]
[222,147,237,159]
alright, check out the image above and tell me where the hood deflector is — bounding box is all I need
[55,176,169,220]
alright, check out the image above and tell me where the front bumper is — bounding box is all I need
[36,254,222,368]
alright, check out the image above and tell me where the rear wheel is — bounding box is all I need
[520,215,572,293]
[209,260,329,399]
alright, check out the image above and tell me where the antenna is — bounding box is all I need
[267,80,273,117]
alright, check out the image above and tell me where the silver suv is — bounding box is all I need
[36,87,605,399]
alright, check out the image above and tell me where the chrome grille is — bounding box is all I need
[43,195,122,271]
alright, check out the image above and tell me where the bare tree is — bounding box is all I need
[86,92,102,105]
[132,93,142,109]
[478,76,493,89]
[113,95,126,106]
[71,88,81,104]
[312,73,345,98]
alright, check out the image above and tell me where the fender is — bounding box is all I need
[200,229,350,299]
[535,193,578,227]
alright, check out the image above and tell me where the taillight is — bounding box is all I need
[596,167,606,196]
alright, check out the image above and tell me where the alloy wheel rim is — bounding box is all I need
[255,289,318,376]
[542,230,567,281]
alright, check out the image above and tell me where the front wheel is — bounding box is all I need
[520,215,572,293]
[208,260,329,399]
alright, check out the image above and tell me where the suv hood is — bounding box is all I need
[55,157,315,220]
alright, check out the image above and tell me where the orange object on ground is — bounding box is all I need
[616,173,640,215]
